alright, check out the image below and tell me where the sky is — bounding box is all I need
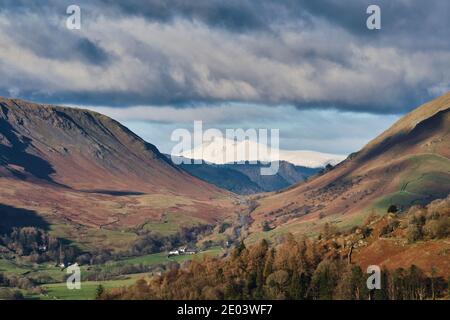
[0,1,449,154]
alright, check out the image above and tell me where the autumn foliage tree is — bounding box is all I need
[99,196,450,300]
[100,234,448,300]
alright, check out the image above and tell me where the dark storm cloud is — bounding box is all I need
[95,0,450,50]
[1,1,110,65]
[11,26,110,66]
[98,0,272,32]
[295,0,450,50]
[0,1,448,113]
[75,38,110,65]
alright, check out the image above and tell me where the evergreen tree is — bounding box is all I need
[95,284,105,299]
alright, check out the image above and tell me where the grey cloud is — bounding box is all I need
[0,1,448,113]
[91,0,450,52]
[1,9,110,66]
[110,106,399,155]
[70,103,296,124]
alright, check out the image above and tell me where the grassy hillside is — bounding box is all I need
[248,92,450,239]
[0,97,238,251]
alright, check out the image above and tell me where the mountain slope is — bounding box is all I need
[0,98,236,250]
[249,92,450,238]
[170,156,320,195]
[227,161,318,193]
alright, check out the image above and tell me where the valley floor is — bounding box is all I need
[0,247,223,300]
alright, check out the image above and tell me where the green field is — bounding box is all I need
[1,247,224,300]
[0,258,67,281]
[37,248,222,300]
[117,246,222,265]
[48,224,138,253]
[0,258,30,275]
[140,213,207,236]
[37,274,145,300]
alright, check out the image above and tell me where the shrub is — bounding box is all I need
[0,288,24,300]
[262,221,272,232]
[387,205,399,213]
[424,217,449,239]
[407,224,423,243]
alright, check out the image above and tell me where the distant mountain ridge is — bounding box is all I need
[167,155,320,194]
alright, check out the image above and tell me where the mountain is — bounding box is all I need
[168,155,320,194]
[0,98,236,250]
[247,92,450,240]
[177,136,346,167]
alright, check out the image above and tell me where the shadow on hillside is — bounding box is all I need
[0,204,49,234]
[356,108,449,164]
[0,106,56,183]
[81,189,146,196]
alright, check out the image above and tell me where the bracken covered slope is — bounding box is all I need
[249,92,450,238]
[0,98,236,249]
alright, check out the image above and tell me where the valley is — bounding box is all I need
[1,93,449,300]
[0,98,239,251]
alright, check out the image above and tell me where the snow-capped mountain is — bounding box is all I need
[176,137,346,168]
